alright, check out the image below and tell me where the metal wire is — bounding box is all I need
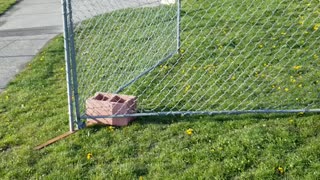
[62,0,320,126]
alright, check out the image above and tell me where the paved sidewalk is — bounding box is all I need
[0,0,171,93]
[0,0,62,92]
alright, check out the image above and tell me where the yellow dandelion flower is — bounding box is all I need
[108,126,115,132]
[298,84,302,88]
[87,153,93,160]
[289,119,294,124]
[277,87,281,90]
[258,44,263,48]
[293,65,302,70]
[277,166,285,174]
[180,49,185,53]
[231,76,236,80]
[284,88,289,92]
[5,96,9,100]
[184,84,191,92]
[313,24,320,31]
[290,79,296,83]
[185,128,193,135]
[193,66,197,70]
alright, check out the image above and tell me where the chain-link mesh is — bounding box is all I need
[65,0,320,120]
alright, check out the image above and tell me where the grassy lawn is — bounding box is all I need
[1,0,320,179]
[0,0,16,15]
[75,0,320,114]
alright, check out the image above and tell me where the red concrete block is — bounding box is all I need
[86,92,137,126]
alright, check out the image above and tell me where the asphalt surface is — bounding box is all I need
[0,0,172,93]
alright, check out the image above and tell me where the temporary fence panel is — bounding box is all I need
[62,0,320,130]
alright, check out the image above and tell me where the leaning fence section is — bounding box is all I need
[62,0,320,129]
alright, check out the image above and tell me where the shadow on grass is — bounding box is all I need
[84,111,319,133]
[132,112,319,125]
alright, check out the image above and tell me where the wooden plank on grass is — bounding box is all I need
[34,131,77,150]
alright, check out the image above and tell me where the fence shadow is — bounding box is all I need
[132,112,317,125]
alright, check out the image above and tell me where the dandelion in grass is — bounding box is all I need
[298,84,303,88]
[290,76,296,83]
[313,23,320,31]
[231,76,236,80]
[276,166,285,175]
[313,54,319,60]
[184,84,191,93]
[284,88,289,92]
[258,44,263,48]
[108,126,115,132]
[289,119,294,124]
[87,153,93,160]
[139,176,143,180]
[293,65,302,70]
[185,128,193,135]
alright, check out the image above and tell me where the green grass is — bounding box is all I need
[0,0,16,15]
[74,0,320,113]
[1,0,320,179]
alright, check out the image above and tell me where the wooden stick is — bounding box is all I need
[34,131,77,150]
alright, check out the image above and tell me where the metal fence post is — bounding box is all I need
[65,0,85,129]
[177,0,181,53]
[61,0,74,132]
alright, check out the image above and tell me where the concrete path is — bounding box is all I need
[0,0,172,92]
[0,0,62,92]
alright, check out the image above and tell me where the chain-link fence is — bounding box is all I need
[62,0,320,130]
